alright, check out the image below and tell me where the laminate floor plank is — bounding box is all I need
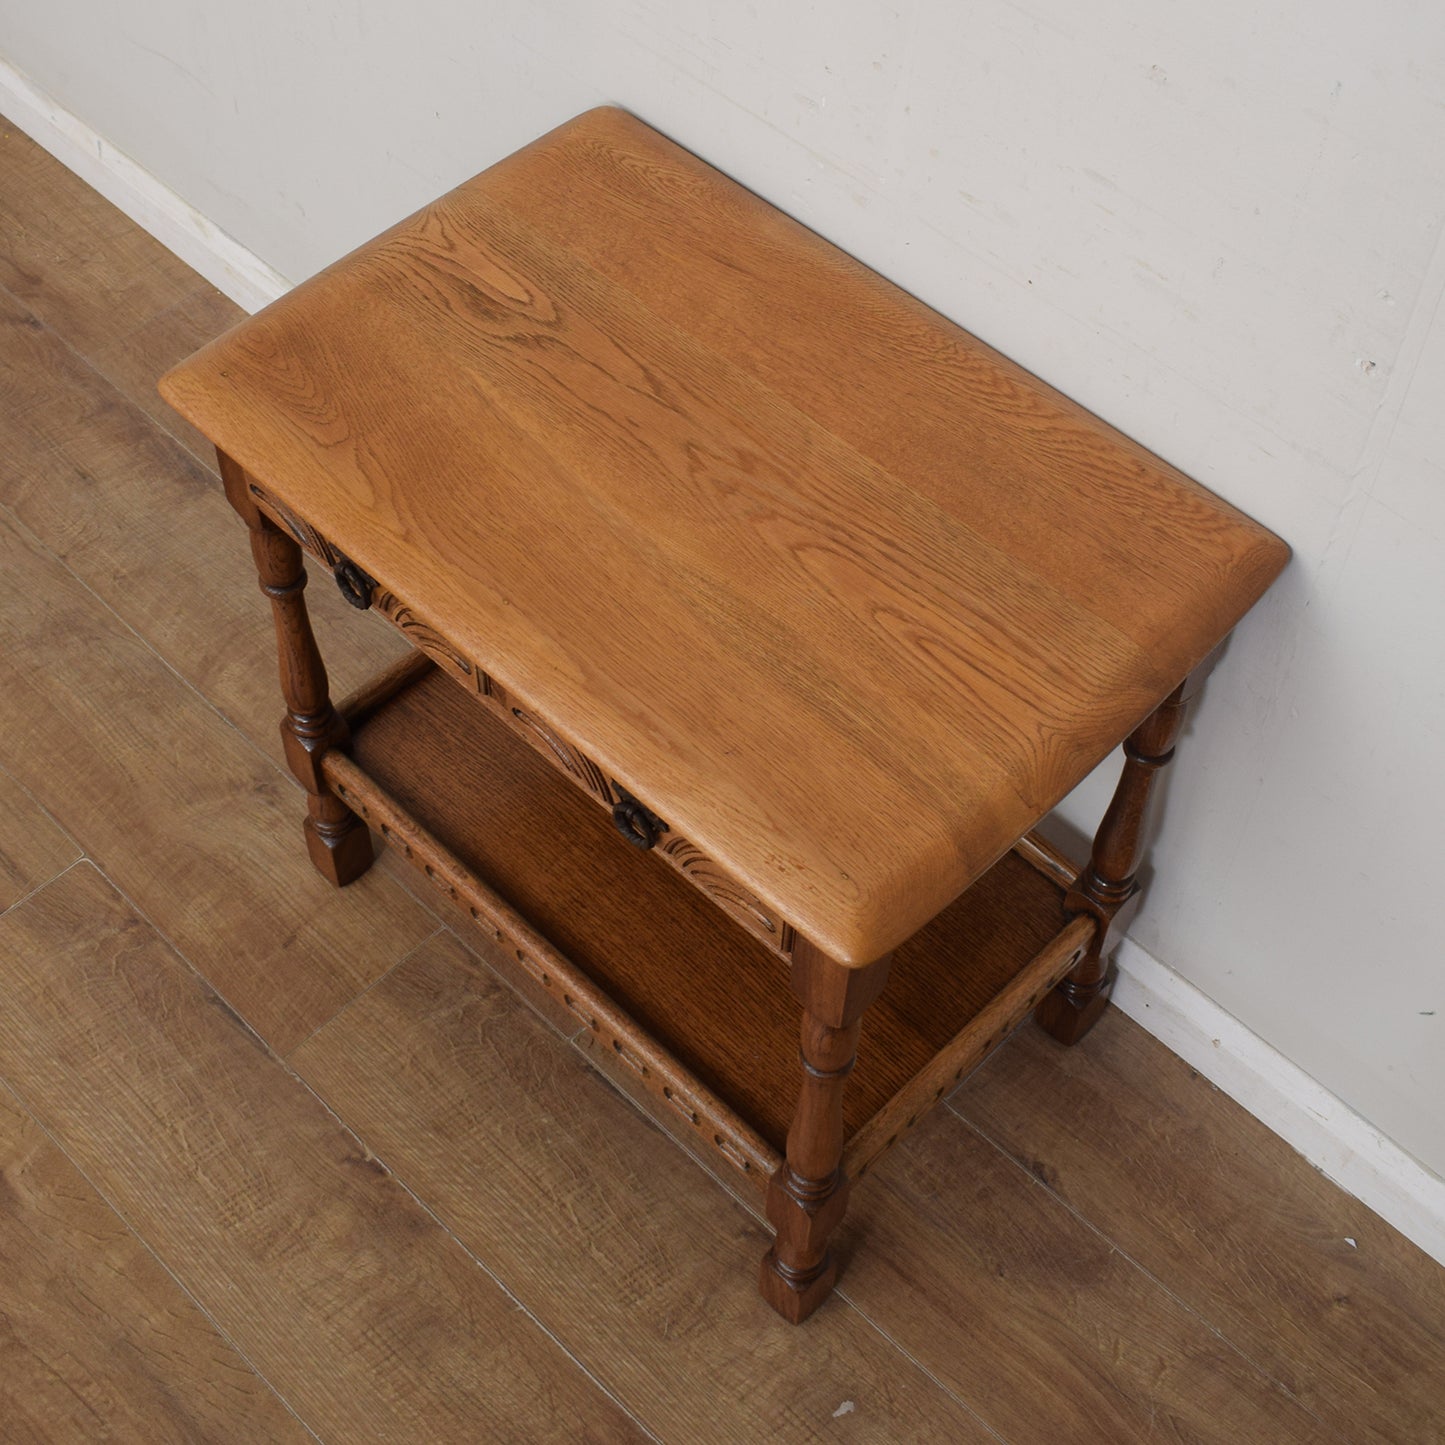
[0,120,208,362]
[0,123,245,462]
[0,511,432,1055]
[953,1009,1445,1444]
[0,1087,310,1443]
[89,284,246,465]
[0,764,79,911]
[835,1105,1334,1443]
[292,931,999,1444]
[0,284,410,778]
[0,865,644,1444]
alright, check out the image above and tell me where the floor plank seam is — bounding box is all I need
[285,1062,666,1445]
[0,854,88,924]
[580,1058,1014,1440]
[591,1061,767,1219]
[0,473,372,857]
[0,757,83,856]
[828,1286,1013,1444]
[0,1073,323,1444]
[943,1099,1354,1445]
[0,264,226,470]
[0,272,175,408]
[28,857,349,1128]
[282,925,446,1061]
[363,864,589,1043]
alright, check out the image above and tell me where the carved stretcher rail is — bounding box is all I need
[321,746,785,1191]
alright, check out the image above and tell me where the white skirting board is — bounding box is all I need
[4,48,1443,1269]
[1114,938,1445,1265]
[0,54,289,313]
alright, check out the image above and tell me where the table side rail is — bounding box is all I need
[1012,830,1080,889]
[843,912,1096,1181]
[320,747,784,1193]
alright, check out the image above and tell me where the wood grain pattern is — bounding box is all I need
[0,1089,310,1443]
[159,105,1290,964]
[246,473,796,948]
[0,284,411,778]
[0,864,644,1443]
[0,510,433,1055]
[342,665,1074,1150]
[954,1009,1445,1444]
[656,832,794,950]
[293,930,998,1442]
[839,1107,1331,1442]
[479,109,1284,659]
[0,764,79,911]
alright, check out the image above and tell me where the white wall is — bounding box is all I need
[3,2,1442,1177]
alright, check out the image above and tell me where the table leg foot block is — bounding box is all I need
[758,1165,851,1323]
[758,1247,838,1324]
[1034,963,1115,1046]
[303,807,374,888]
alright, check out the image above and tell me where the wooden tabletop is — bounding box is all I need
[160,106,1289,966]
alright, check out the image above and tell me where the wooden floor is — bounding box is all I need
[0,118,1442,1443]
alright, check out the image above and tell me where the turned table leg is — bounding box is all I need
[760,938,890,1323]
[219,451,373,887]
[1035,671,1203,1045]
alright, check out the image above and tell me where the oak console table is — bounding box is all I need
[160,107,1289,1323]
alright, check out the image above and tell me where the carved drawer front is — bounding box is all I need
[247,479,794,956]
[472,673,796,955]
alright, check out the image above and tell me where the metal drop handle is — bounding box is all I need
[610,785,668,850]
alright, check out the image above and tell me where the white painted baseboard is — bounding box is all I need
[4,47,1443,1270]
[1114,938,1445,1265]
[0,54,289,313]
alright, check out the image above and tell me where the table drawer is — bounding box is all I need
[246,476,795,957]
[473,672,796,955]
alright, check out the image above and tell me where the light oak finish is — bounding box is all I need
[0,864,645,1442]
[90,284,246,463]
[159,108,1290,1320]
[0,1088,310,1443]
[160,104,1290,966]
[248,473,797,953]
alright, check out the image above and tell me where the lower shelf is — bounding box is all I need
[326,658,1092,1192]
